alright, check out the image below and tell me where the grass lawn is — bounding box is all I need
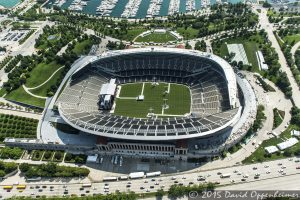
[243,124,300,164]
[72,39,94,56]
[283,34,300,45]
[5,87,45,108]
[213,34,264,72]
[273,108,285,129]
[119,83,143,97]
[25,61,62,88]
[37,34,60,50]
[176,27,198,40]
[0,89,7,97]
[30,67,63,97]
[114,83,190,118]
[135,32,176,43]
[125,28,146,41]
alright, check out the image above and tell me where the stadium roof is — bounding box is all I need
[54,48,240,141]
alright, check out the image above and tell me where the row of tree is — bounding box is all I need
[0,161,18,178]
[19,162,90,178]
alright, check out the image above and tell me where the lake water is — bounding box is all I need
[0,0,20,8]
[45,0,247,19]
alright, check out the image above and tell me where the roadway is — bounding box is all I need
[0,157,300,199]
[256,7,300,107]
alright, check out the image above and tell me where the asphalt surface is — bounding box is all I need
[1,157,300,199]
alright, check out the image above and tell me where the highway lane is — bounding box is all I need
[1,157,300,199]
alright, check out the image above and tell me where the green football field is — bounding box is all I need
[113,82,191,118]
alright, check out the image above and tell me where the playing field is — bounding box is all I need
[113,82,191,118]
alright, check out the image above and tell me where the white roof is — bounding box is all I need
[104,95,111,101]
[99,81,116,96]
[291,130,300,137]
[87,154,98,162]
[257,51,269,70]
[277,137,299,150]
[264,146,279,154]
[129,172,144,178]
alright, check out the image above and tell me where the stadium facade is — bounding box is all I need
[5,48,257,160]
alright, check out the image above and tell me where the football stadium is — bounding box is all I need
[5,48,257,160]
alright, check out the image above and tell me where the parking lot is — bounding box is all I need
[0,30,29,43]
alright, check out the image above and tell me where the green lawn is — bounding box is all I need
[114,83,191,118]
[283,34,300,45]
[119,83,143,97]
[125,28,146,41]
[176,27,198,40]
[25,61,62,88]
[213,34,264,72]
[72,39,94,56]
[5,87,45,108]
[30,67,63,97]
[165,84,191,115]
[135,32,176,43]
[37,34,61,50]
[243,124,300,164]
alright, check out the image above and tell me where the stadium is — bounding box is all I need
[6,48,257,160]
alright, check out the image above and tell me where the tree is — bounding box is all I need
[262,2,272,8]
[54,152,63,160]
[283,149,292,157]
[156,189,164,199]
[19,163,30,173]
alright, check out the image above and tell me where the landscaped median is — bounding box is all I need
[19,162,90,178]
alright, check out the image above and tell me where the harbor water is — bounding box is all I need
[46,0,247,19]
[0,0,20,8]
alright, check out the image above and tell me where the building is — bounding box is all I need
[5,48,256,160]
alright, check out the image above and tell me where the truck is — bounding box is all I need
[146,171,161,177]
[220,173,231,178]
[103,177,118,181]
[129,172,144,179]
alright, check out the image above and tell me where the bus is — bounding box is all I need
[82,183,92,187]
[3,185,13,190]
[16,185,26,189]
[103,177,118,181]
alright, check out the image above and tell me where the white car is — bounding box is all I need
[264,165,269,168]
[266,171,270,174]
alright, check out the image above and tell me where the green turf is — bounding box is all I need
[176,27,198,40]
[119,83,143,97]
[72,39,94,56]
[5,87,45,108]
[165,84,191,115]
[30,67,64,97]
[283,34,300,45]
[114,82,191,118]
[25,61,62,88]
[135,32,176,43]
[125,28,146,41]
